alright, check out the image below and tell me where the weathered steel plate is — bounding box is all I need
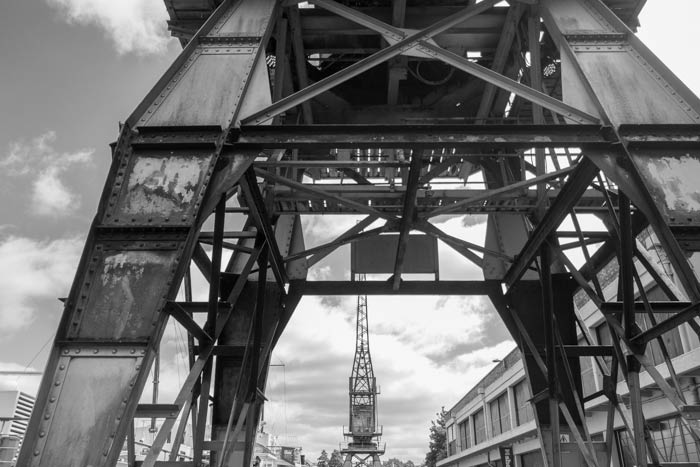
[68,242,181,340]
[351,234,438,275]
[631,150,700,226]
[104,150,214,226]
[210,0,274,36]
[139,48,258,127]
[542,0,617,33]
[572,49,698,124]
[31,350,143,467]
[483,214,538,281]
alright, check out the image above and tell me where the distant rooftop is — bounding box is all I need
[447,346,520,417]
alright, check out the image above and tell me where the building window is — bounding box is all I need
[489,392,511,436]
[458,418,470,451]
[578,336,598,397]
[473,409,486,445]
[513,379,534,426]
[616,416,699,465]
[447,424,456,456]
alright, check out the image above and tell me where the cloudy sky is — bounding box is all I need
[1,0,699,463]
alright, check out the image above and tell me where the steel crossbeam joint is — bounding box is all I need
[240,169,289,288]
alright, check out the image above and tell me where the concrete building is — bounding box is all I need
[255,430,298,467]
[0,391,36,466]
[439,235,700,467]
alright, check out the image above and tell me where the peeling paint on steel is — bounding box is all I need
[74,250,176,339]
[124,156,207,215]
[642,156,700,212]
[98,251,171,337]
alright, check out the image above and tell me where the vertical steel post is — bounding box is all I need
[150,350,159,433]
[619,193,648,467]
[541,243,561,467]
[195,195,226,465]
[18,1,277,464]
[127,422,136,467]
[243,245,268,467]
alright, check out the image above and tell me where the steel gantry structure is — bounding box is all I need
[341,282,384,467]
[16,0,700,466]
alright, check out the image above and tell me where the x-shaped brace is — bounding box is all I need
[242,0,600,125]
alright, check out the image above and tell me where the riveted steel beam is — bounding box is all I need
[503,157,599,289]
[302,280,501,295]
[392,153,423,289]
[304,0,599,124]
[233,124,612,149]
[240,0,504,125]
[240,169,289,288]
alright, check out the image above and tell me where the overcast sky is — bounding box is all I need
[1,0,699,463]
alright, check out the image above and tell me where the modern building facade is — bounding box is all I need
[440,235,700,467]
[443,348,542,467]
[255,431,300,467]
[0,391,36,466]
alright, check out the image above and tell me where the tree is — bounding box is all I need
[318,450,330,467]
[382,458,417,467]
[424,407,449,467]
[328,449,344,467]
[382,458,405,467]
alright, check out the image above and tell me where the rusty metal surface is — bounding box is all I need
[105,151,215,225]
[163,1,647,45]
[630,150,700,226]
[29,350,144,467]
[67,243,181,340]
[546,0,700,126]
[21,0,700,465]
[139,49,260,127]
[19,0,277,465]
[483,214,537,281]
[275,214,308,280]
[571,47,699,124]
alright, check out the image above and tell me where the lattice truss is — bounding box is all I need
[16,1,700,467]
[350,294,376,425]
[342,287,385,467]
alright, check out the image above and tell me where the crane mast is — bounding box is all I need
[342,277,384,467]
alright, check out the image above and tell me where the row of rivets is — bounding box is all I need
[33,356,70,458]
[139,51,200,124]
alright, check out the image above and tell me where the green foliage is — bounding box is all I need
[318,450,330,467]
[424,407,449,467]
[328,449,344,467]
[382,458,418,467]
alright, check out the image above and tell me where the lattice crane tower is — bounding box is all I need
[342,281,384,467]
[15,1,700,466]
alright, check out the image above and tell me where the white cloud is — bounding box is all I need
[265,293,513,462]
[131,288,511,461]
[255,214,507,460]
[46,0,173,55]
[0,362,43,395]
[369,295,489,358]
[31,167,79,216]
[638,2,700,97]
[1,131,93,217]
[1,132,56,175]
[0,235,84,333]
